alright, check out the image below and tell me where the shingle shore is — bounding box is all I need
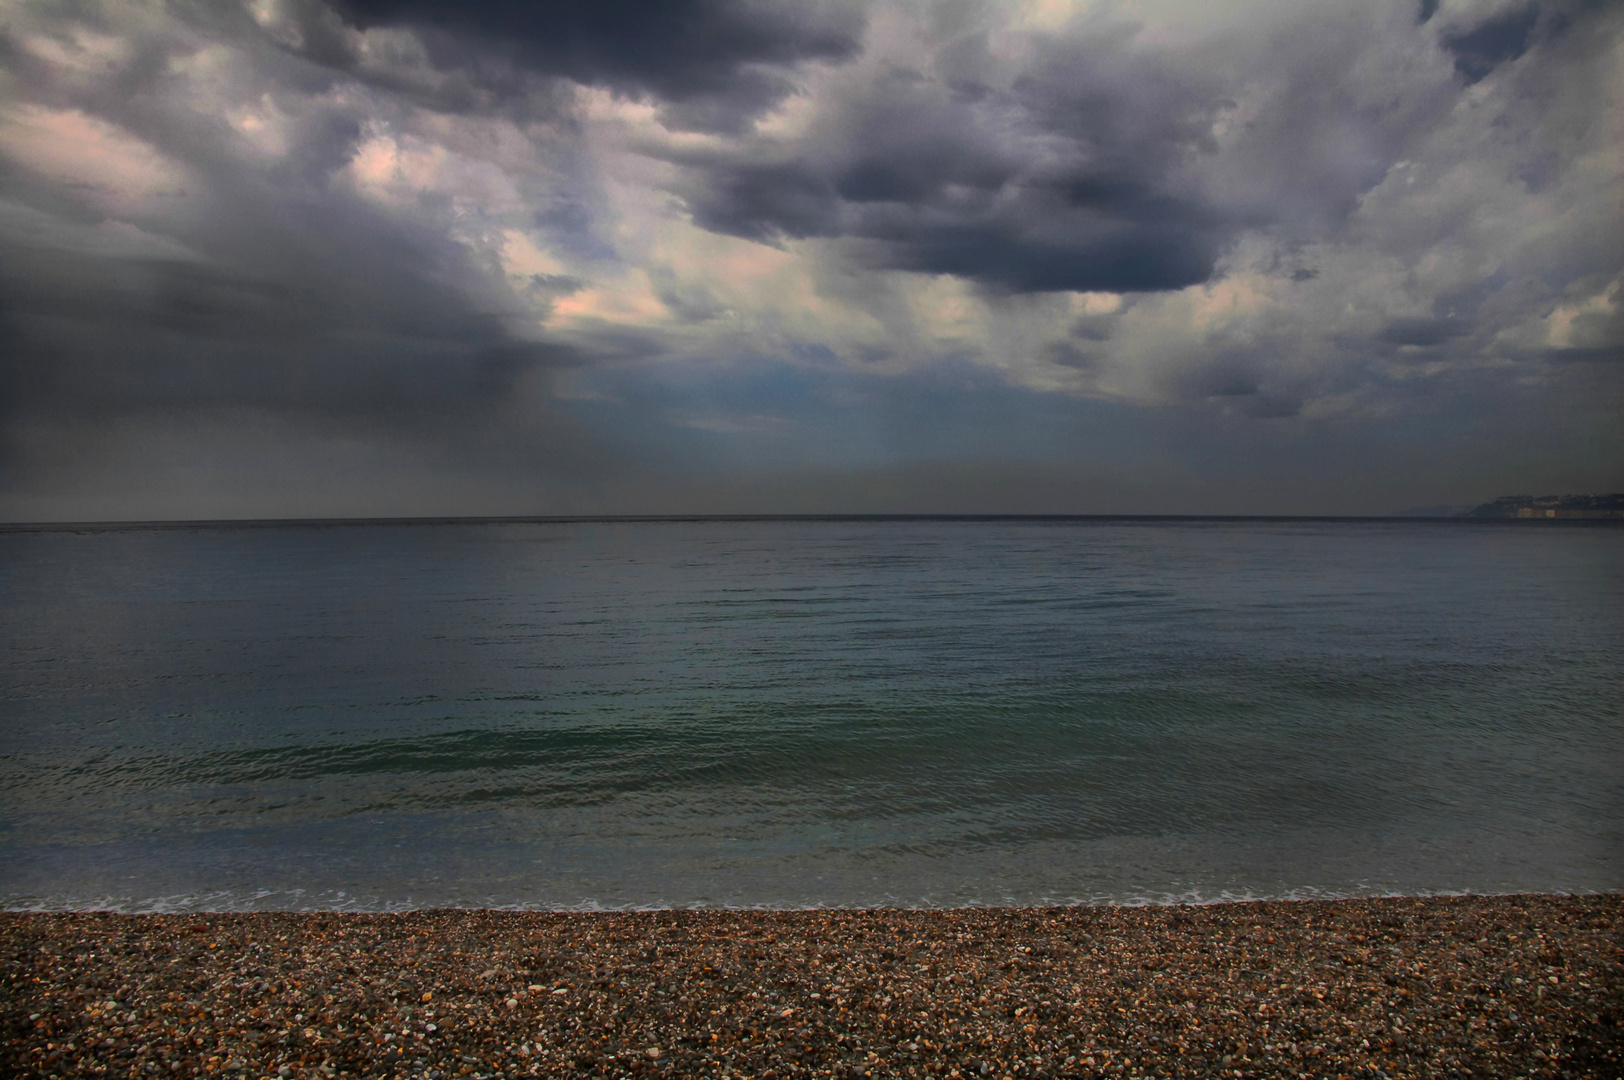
[4,895,1618,1079]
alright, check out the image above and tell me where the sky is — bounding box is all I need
[1,0,1620,520]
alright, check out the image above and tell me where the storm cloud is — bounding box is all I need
[331,0,866,122]
[0,0,1619,520]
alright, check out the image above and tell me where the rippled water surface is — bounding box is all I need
[2,518,1620,910]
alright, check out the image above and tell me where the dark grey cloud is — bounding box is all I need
[678,133,1226,293]
[286,0,866,131]
[1376,316,1469,348]
[666,9,1461,294]
[1442,4,1538,83]
[334,0,863,94]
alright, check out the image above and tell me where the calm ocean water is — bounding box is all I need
[2,518,1619,911]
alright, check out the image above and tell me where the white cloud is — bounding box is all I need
[0,105,190,212]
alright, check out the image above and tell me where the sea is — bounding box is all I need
[2,517,1619,912]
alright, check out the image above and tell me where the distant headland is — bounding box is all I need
[1461,493,1624,519]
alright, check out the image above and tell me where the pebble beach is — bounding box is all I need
[4,894,1618,1080]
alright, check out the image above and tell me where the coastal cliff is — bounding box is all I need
[1462,494,1624,519]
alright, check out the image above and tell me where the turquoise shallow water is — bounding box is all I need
[1,518,1620,910]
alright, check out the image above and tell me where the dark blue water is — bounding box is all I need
[2,518,1619,910]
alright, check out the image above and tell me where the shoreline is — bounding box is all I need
[6,887,1617,915]
[5,894,1618,1079]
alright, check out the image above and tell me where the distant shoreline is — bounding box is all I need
[5,894,1618,1078]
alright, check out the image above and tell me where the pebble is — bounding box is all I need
[1,894,1617,1078]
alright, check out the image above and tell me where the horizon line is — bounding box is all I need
[3,512,1605,533]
